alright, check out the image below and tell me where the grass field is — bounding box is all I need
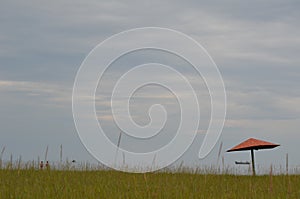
[0,166,300,199]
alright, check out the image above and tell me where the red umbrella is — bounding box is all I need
[227,138,280,175]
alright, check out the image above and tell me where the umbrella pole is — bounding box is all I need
[251,149,256,176]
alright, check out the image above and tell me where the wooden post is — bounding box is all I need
[251,149,256,176]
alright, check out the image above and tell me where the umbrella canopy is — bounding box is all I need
[227,138,280,176]
[227,138,280,152]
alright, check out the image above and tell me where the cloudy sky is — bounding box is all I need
[1,0,300,173]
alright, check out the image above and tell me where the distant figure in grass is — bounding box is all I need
[45,161,50,170]
[40,161,44,170]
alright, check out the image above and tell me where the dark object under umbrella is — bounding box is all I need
[227,138,280,176]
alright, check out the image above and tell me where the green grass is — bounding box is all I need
[0,168,299,199]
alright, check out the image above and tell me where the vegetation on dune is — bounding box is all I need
[0,167,300,199]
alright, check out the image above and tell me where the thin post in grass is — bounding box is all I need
[286,153,289,175]
[37,156,40,169]
[269,164,273,194]
[59,144,62,164]
[58,144,63,169]
[222,155,224,174]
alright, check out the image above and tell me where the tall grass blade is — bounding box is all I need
[0,146,5,169]
[0,146,5,159]
[217,141,223,173]
[44,145,49,161]
[114,131,122,166]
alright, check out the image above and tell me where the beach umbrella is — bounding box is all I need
[227,138,280,176]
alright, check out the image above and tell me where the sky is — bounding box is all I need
[0,0,300,173]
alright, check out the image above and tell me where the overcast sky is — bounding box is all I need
[0,0,300,173]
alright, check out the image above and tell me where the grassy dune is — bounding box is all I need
[0,168,299,198]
